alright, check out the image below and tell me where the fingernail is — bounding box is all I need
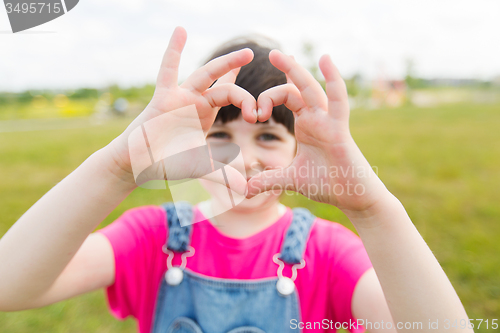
[257,108,262,117]
[252,109,258,121]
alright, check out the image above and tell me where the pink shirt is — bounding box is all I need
[97,204,373,333]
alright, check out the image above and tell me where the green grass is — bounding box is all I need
[1,102,499,332]
[0,99,96,121]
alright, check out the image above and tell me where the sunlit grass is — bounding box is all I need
[0,99,96,120]
[1,102,499,332]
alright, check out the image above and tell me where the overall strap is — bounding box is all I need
[161,201,194,252]
[279,207,316,265]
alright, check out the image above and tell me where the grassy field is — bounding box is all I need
[0,102,499,332]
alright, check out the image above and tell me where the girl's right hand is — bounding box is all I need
[103,27,256,194]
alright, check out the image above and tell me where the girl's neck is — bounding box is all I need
[198,199,287,239]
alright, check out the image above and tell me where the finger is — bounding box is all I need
[156,26,188,89]
[203,83,258,123]
[197,159,248,197]
[213,68,241,86]
[245,167,296,199]
[181,48,253,93]
[257,84,306,122]
[319,54,350,122]
[285,55,295,84]
[269,49,327,112]
[162,145,249,197]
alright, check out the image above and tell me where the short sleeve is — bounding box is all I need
[96,205,167,321]
[328,223,373,332]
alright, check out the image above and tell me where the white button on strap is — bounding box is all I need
[165,267,184,286]
[276,276,295,296]
[162,245,195,286]
[272,253,306,297]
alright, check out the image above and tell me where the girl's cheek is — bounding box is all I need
[265,150,295,168]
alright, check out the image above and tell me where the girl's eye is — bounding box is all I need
[258,133,280,141]
[208,132,230,139]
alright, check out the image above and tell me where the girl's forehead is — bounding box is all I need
[213,116,281,128]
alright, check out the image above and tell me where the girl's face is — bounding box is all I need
[201,115,296,212]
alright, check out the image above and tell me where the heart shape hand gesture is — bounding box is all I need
[107,26,390,215]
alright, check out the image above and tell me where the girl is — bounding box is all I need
[0,27,472,333]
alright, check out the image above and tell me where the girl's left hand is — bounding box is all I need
[246,50,391,215]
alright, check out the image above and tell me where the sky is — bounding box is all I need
[0,0,499,92]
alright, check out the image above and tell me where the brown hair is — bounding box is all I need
[205,36,295,135]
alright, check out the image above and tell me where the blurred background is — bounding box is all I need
[1,0,499,332]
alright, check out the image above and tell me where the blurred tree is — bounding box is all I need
[17,91,33,104]
[70,88,99,100]
[404,58,427,89]
[345,73,362,97]
[0,93,14,106]
[303,42,320,82]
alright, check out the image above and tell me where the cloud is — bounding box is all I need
[1,0,499,91]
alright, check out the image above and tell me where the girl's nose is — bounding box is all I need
[237,144,261,176]
[243,158,263,181]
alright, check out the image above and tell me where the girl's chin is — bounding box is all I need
[237,191,282,208]
[207,190,280,211]
[237,193,267,206]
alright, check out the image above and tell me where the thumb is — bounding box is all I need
[200,159,248,198]
[172,146,248,197]
[246,167,296,199]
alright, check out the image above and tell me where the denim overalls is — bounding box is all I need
[151,201,316,333]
